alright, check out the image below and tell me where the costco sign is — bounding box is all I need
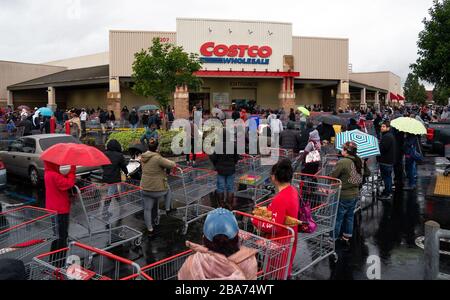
[199,42,272,65]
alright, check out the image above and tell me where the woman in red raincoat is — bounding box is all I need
[44,162,76,251]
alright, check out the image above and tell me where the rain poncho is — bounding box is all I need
[178,241,258,280]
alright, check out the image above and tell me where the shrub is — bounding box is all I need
[107,130,144,152]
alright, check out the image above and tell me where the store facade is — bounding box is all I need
[8,18,402,116]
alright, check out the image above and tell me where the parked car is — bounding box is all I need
[0,134,101,187]
[0,158,7,188]
[425,121,450,176]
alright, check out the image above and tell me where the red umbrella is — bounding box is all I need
[40,143,111,167]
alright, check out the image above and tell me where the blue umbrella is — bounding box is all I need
[336,130,380,158]
[37,107,54,117]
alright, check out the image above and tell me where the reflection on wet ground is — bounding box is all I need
[1,153,449,280]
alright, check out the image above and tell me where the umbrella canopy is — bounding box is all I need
[317,115,345,126]
[40,143,111,167]
[297,106,310,116]
[391,117,427,135]
[138,105,159,112]
[336,130,380,158]
[37,107,54,117]
[17,105,30,111]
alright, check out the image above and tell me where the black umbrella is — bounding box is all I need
[317,115,345,126]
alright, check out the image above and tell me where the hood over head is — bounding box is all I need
[44,161,61,173]
[309,129,320,142]
[106,139,122,153]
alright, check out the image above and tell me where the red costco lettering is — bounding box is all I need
[200,42,272,58]
[200,42,215,57]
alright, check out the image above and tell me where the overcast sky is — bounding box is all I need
[0,0,435,87]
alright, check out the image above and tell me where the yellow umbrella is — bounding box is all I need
[391,117,427,135]
[297,106,310,116]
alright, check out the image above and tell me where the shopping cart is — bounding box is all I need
[169,167,217,235]
[258,173,342,278]
[0,206,57,265]
[29,242,141,280]
[69,182,143,251]
[235,155,272,206]
[138,211,295,280]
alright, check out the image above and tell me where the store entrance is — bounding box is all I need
[231,88,257,112]
[189,93,210,113]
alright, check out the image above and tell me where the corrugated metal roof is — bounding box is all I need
[8,65,109,90]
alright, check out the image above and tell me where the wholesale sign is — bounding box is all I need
[200,42,272,65]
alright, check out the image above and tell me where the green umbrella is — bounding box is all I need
[297,106,310,116]
[391,117,427,135]
[138,105,160,112]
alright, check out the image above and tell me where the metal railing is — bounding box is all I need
[424,221,450,280]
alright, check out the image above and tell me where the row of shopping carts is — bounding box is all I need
[21,210,295,280]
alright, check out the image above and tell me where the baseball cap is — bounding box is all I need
[203,208,239,242]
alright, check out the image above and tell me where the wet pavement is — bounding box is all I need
[1,147,449,280]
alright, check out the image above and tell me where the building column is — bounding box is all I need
[108,77,122,120]
[360,88,367,110]
[374,91,381,112]
[47,87,57,111]
[7,90,14,108]
[279,77,296,112]
[174,85,190,119]
[336,80,350,111]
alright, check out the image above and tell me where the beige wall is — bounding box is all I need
[110,31,177,78]
[295,88,323,106]
[0,61,65,103]
[293,37,349,80]
[45,52,109,70]
[121,87,160,109]
[66,88,108,109]
[350,72,403,96]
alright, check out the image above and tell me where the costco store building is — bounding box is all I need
[6,18,403,118]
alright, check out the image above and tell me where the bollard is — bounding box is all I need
[424,221,441,280]
[50,117,56,134]
[65,121,71,135]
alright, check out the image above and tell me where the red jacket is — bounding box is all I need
[253,185,299,277]
[44,162,76,214]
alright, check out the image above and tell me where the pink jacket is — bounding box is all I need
[178,241,258,280]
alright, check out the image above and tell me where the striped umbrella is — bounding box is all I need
[336,130,380,158]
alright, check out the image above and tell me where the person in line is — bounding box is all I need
[317,121,336,145]
[99,109,109,135]
[301,129,322,175]
[44,162,76,252]
[289,108,296,122]
[393,127,405,191]
[178,208,258,280]
[140,141,177,234]
[142,111,150,131]
[80,109,88,137]
[212,104,224,121]
[347,118,361,131]
[102,139,129,219]
[129,108,140,131]
[377,121,396,200]
[17,115,32,136]
[269,115,284,147]
[209,129,240,210]
[257,159,299,277]
[404,134,421,190]
[331,142,370,246]
[109,111,116,131]
[141,124,159,148]
[280,121,302,154]
[69,113,82,139]
[186,117,199,166]
[298,122,314,151]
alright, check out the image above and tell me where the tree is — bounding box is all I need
[403,73,428,104]
[433,84,450,105]
[412,0,450,93]
[132,38,203,109]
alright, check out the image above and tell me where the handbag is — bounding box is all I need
[297,181,317,234]
[305,142,321,164]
